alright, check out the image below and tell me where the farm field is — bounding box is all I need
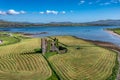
[0,33,52,80]
[48,36,117,80]
[0,33,118,80]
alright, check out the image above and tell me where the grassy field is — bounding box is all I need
[0,33,52,80]
[48,36,117,80]
[0,33,117,80]
[0,32,30,46]
[108,28,120,35]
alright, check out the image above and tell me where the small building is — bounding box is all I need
[0,40,3,44]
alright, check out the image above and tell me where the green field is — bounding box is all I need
[0,33,118,80]
[108,28,120,35]
[0,32,30,46]
[48,36,117,80]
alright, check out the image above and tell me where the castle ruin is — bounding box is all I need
[41,38,60,54]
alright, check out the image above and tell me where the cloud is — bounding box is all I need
[46,10,58,15]
[79,0,85,5]
[40,11,44,14]
[0,11,6,15]
[100,2,111,5]
[61,11,66,14]
[0,9,26,15]
[7,9,20,15]
[7,9,26,15]
[39,10,66,15]
[77,0,120,5]
[20,11,26,14]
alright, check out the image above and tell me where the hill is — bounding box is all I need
[0,19,120,27]
[87,20,120,26]
[0,20,36,27]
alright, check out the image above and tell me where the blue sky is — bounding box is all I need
[0,0,120,23]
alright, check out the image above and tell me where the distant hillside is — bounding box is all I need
[0,19,120,27]
[87,20,120,26]
[0,20,36,27]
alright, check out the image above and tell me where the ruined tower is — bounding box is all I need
[41,38,60,54]
[41,38,47,54]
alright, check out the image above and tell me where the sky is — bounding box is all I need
[0,0,120,23]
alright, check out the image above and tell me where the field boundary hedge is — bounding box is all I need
[43,54,60,80]
[106,50,119,80]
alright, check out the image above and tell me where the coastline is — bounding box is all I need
[105,29,120,38]
[73,36,120,51]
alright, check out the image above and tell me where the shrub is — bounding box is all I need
[34,48,42,53]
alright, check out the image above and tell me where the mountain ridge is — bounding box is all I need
[0,19,120,27]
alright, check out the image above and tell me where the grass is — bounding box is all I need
[0,38,41,56]
[0,54,52,80]
[0,36,20,46]
[108,28,120,35]
[48,36,117,80]
[106,51,119,80]
[43,52,60,80]
[0,34,52,80]
[0,34,118,80]
[44,52,57,59]
[0,32,30,46]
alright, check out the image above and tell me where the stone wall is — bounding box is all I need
[41,38,59,54]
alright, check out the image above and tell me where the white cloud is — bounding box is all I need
[7,9,20,15]
[100,2,111,5]
[20,11,26,14]
[61,11,66,14]
[39,10,67,15]
[40,11,44,14]
[0,11,6,15]
[5,9,26,15]
[0,10,26,15]
[79,0,85,5]
[46,10,58,15]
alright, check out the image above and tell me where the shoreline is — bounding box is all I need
[105,29,120,38]
[73,36,120,51]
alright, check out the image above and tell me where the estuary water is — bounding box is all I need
[0,26,120,46]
